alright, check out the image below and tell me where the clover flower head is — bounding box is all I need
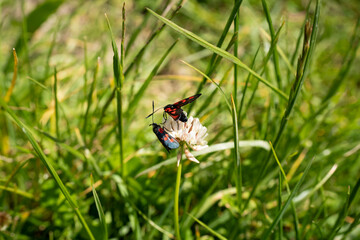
[163,112,208,166]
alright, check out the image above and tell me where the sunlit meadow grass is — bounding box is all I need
[1,0,360,239]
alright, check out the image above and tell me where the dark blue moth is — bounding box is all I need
[150,123,179,152]
[149,101,179,152]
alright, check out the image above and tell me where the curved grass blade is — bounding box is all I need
[187,213,227,240]
[127,39,178,117]
[327,177,360,239]
[147,8,288,100]
[0,98,95,240]
[189,0,244,114]
[125,0,183,76]
[181,60,231,111]
[0,185,34,199]
[133,205,174,239]
[136,140,269,178]
[262,157,314,239]
[91,174,108,240]
[27,76,49,90]
[293,164,337,203]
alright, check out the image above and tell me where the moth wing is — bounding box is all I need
[153,126,179,152]
[173,93,201,108]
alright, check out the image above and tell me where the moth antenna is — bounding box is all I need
[146,106,163,119]
[152,101,154,124]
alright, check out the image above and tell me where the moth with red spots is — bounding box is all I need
[147,93,201,122]
[149,101,179,152]
[150,123,179,152]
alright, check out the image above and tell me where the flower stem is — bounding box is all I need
[174,161,182,240]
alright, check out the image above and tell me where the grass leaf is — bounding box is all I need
[147,7,288,100]
[91,174,108,240]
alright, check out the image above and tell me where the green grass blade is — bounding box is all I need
[294,164,338,203]
[269,141,300,239]
[189,0,244,114]
[147,8,288,100]
[0,185,34,199]
[135,140,269,178]
[125,12,149,56]
[277,171,283,240]
[83,57,100,144]
[127,40,178,117]
[121,3,125,78]
[181,60,231,111]
[53,67,60,139]
[174,160,182,240]
[21,0,31,75]
[341,213,360,239]
[125,1,183,76]
[83,37,89,99]
[197,65,232,117]
[262,0,282,88]
[91,174,108,240]
[132,204,174,239]
[4,48,18,102]
[44,21,60,80]
[0,98,95,240]
[181,177,222,231]
[243,0,320,211]
[290,1,311,67]
[105,12,125,177]
[231,95,242,210]
[27,76,49,90]
[262,157,313,239]
[327,177,360,239]
[195,33,237,116]
[323,18,360,102]
[90,2,184,144]
[233,1,240,107]
[187,213,227,240]
[238,46,260,125]
[240,23,284,122]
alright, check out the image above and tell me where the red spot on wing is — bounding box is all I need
[158,128,164,133]
[172,114,180,120]
[163,134,169,141]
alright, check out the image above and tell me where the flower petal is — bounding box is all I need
[184,146,199,164]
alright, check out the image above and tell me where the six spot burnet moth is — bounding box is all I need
[146,93,201,123]
[149,101,179,152]
[148,94,201,152]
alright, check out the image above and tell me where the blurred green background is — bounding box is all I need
[0,0,359,239]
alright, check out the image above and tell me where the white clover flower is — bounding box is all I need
[163,112,208,166]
